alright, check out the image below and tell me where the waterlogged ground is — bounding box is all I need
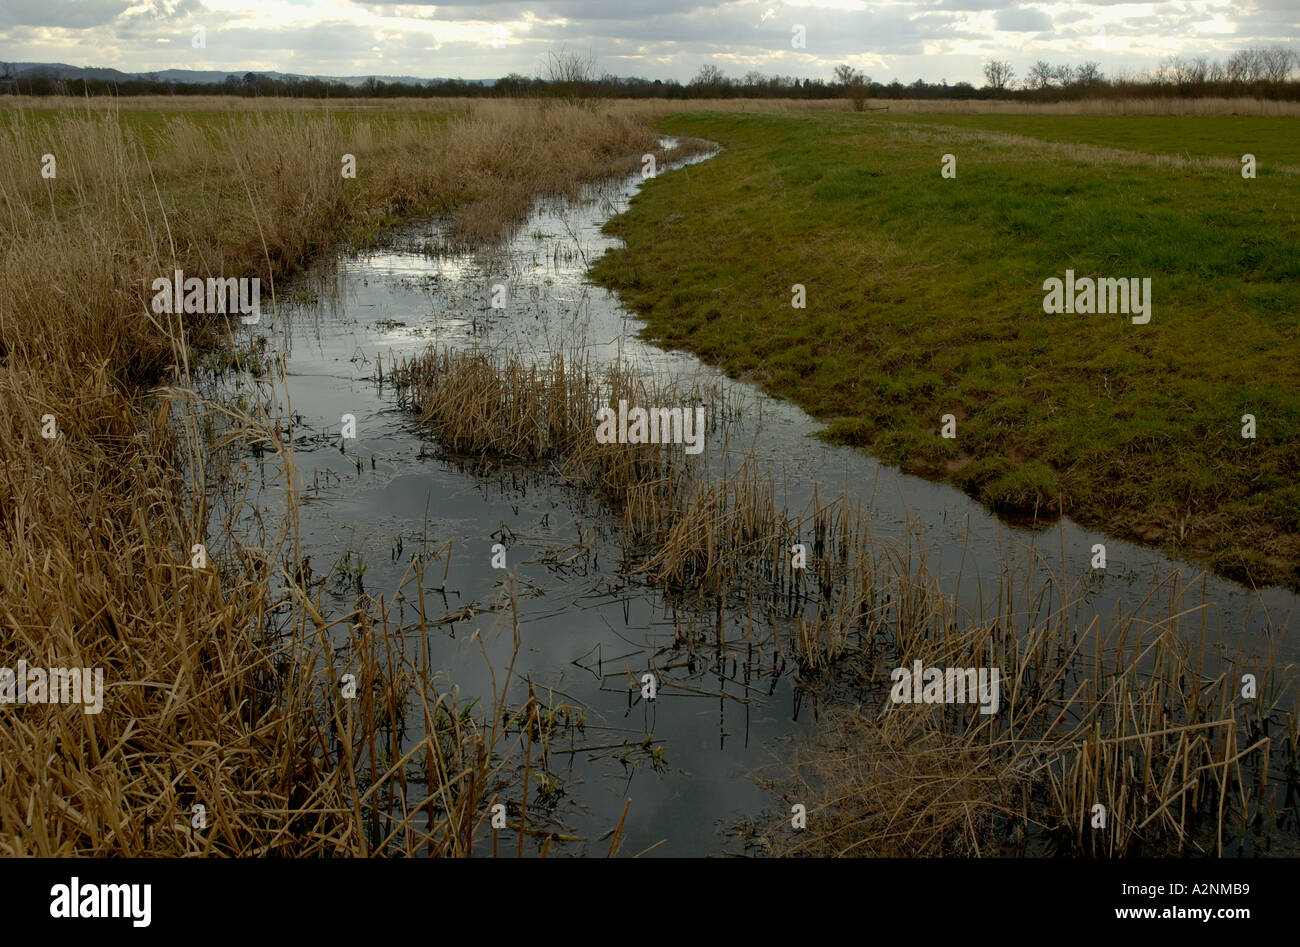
[216,143,1297,856]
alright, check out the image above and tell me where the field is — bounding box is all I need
[0,97,1296,859]
[590,109,1300,588]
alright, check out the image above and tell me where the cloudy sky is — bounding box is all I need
[1,0,1295,86]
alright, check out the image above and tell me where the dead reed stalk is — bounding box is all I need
[0,101,670,854]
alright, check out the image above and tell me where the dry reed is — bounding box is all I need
[0,100,670,854]
[5,94,1296,117]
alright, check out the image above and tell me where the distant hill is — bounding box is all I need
[0,62,494,87]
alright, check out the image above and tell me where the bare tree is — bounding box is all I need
[544,47,598,106]
[982,59,1014,90]
[691,64,726,95]
[1166,55,1210,86]
[1258,45,1296,84]
[1226,48,1262,83]
[1075,61,1104,85]
[1225,50,1248,83]
[1026,60,1055,90]
[833,64,870,110]
[1053,63,1075,86]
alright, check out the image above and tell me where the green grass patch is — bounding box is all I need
[873,113,1300,166]
[589,110,1300,589]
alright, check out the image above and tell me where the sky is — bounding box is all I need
[0,0,1296,87]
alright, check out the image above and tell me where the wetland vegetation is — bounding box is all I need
[1,95,1296,858]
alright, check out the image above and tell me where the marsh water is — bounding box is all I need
[224,143,1297,856]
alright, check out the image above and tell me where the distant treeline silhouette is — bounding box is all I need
[2,47,1297,101]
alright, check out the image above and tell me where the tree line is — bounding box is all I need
[980,46,1298,95]
[2,46,1296,101]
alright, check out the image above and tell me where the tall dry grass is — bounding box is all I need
[0,95,477,113]
[0,101,671,854]
[390,345,729,544]
[5,94,1296,117]
[754,553,1298,857]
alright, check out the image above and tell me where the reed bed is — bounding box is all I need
[0,100,672,854]
[390,345,723,540]
[393,340,1299,857]
[0,357,520,854]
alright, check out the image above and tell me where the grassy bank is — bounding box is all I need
[589,110,1300,589]
[0,100,671,854]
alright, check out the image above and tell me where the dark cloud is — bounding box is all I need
[995,8,1052,32]
[0,0,205,31]
[0,0,130,29]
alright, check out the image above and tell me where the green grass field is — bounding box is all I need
[590,111,1300,588]
[874,113,1300,165]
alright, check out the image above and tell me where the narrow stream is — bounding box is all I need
[220,142,1297,856]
